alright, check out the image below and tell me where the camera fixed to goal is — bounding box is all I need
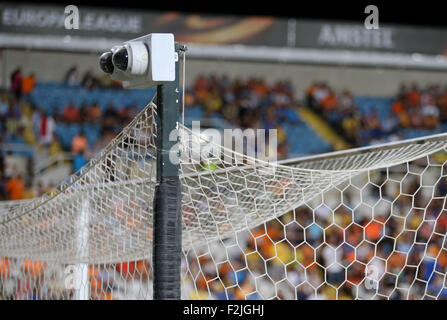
[99,33,176,89]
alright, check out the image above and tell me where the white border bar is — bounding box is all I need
[2,33,447,70]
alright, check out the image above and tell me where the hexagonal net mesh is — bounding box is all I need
[1,100,447,300]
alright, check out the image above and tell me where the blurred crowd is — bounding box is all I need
[2,69,447,300]
[306,82,447,147]
[0,67,138,200]
[186,161,447,300]
[1,70,303,201]
[185,74,302,160]
[0,259,152,300]
[391,83,447,128]
[2,160,447,300]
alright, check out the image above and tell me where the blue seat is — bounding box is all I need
[355,96,394,122]
[283,122,330,155]
[82,123,101,147]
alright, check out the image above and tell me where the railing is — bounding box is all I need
[0,143,73,176]
[0,143,34,157]
[33,152,74,175]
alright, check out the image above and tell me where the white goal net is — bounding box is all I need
[1,100,447,300]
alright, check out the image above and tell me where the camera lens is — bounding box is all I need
[112,47,129,71]
[99,51,114,74]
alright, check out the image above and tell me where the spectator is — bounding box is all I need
[103,104,118,132]
[10,68,23,100]
[422,103,440,129]
[38,111,56,146]
[49,134,63,157]
[339,89,355,113]
[87,102,102,122]
[5,173,24,200]
[409,108,424,128]
[397,83,408,100]
[23,180,36,199]
[21,73,35,102]
[63,102,80,123]
[117,105,136,126]
[406,83,421,108]
[81,70,98,90]
[20,104,36,145]
[361,110,383,144]
[382,114,399,135]
[5,98,21,136]
[31,107,43,140]
[391,97,406,115]
[3,151,16,179]
[79,103,89,123]
[64,66,79,86]
[306,82,319,110]
[71,132,88,154]
[437,87,447,122]
[0,170,6,201]
[262,106,277,131]
[313,82,329,106]
[342,115,361,145]
[73,150,88,173]
[277,141,289,161]
[204,88,223,113]
[398,110,411,128]
[320,89,338,113]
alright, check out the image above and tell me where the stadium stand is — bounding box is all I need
[4,67,447,202]
[306,81,447,148]
[3,68,447,300]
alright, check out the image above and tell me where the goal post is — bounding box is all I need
[152,43,186,300]
[75,198,90,300]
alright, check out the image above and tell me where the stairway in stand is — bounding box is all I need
[298,107,351,151]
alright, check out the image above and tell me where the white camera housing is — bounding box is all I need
[106,33,176,89]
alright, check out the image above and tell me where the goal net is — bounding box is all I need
[1,100,447,300]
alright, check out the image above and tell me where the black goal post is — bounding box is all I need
[152,43,186,300]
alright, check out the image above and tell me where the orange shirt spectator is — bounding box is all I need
[365,221,383,241]
[194,75,209,92]
[0,258,10,277]
[253,81,268,97]
[88,103,102,120]
[22,74,35,94]
[116,261,136,278]
[391,99,405,114]
[321,92,338,111]
[387,252,406,271]
[72,133,88,154]
[63,103,80,122]
[5,175,24,200]
[406,90,421,108]
[196,89,211,103]
[22,260,46,276]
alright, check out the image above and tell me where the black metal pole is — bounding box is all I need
[152,44,185,300]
